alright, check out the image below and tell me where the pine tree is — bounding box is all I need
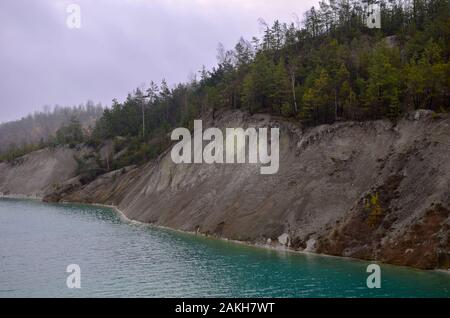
[365,45,402,119]
[302,68,333,124]
[271,60,291,115]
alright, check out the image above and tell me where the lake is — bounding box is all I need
[0,198,448,298]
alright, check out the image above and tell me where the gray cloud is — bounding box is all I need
[0,0,318,122]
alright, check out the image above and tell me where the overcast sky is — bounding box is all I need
[0,0,319,123]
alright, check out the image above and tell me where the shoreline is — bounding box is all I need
[109,204,450,275]
[1,194,449,275]
[0,193,43,201]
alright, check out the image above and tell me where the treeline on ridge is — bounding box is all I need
[2,0,449,172]
[92,0,449,163]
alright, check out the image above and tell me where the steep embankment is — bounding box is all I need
[1,110,448,269]
[0,147,85,198]
[43,110,450,270]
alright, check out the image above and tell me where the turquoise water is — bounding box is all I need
[0,198,449,298]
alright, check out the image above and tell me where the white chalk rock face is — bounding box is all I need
[305,239,317,252]
[278,233,290,246]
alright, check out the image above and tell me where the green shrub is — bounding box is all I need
[365,193,384,227]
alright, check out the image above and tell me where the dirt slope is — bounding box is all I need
[44,110,449,269]
[0,147,83,197]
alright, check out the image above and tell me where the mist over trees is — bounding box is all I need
[0,102,103,154]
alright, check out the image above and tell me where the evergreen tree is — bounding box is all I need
[365,45,403,119]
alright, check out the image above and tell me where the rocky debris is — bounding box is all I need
[383,35,398,49]
[305,239,317,252]
[380,204,450,269]
[278,233,290,246]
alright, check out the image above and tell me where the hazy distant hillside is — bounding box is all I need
[0,102,104,153]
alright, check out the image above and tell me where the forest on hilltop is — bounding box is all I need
[1,0,449,169]
[91,0,449,166]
